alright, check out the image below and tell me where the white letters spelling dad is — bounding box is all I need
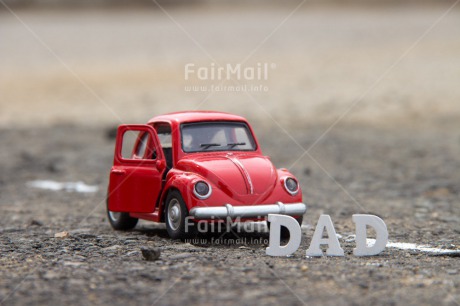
[266,214,388,257]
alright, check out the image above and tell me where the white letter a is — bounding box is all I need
[306,215,344,257]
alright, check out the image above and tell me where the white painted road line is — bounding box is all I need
[27,180,99,193]
[368,238,460,255]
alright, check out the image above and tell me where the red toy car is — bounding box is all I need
[107,111,306,239]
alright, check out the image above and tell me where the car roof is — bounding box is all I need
[148,111,248,124]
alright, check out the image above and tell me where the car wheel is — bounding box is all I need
[106,194,138,230]
[165,190,195,240]
[267,215,303,239]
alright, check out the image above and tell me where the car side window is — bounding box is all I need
[155,123,173,169]
[156,127,172,148]
[136,132,149,157]
[121,130,155,160]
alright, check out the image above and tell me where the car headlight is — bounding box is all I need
[284,177,299,195]
[193,181,212,199]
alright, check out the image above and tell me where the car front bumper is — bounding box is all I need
[189,202,307,219]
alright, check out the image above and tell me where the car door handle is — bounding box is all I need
[112,169,126,175]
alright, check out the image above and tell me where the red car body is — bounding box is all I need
[107,111,306,238]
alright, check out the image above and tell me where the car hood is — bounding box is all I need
[177,154,277,199]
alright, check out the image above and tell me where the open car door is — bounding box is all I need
[108,125,166,213]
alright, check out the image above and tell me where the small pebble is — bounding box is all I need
[141,247,161,261]
[29,219,43,227]
[55,231,70,238]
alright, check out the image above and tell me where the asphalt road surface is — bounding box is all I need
[0,122,459,305]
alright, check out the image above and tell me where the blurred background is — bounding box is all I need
[1,0,459,130]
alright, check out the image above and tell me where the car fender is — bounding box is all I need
[271,168,303,202]
[158,170,204,220]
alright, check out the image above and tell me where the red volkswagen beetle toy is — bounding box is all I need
[107,111,307,239]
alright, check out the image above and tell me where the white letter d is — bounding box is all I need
[266,214,301,256]
[353,214,388,256]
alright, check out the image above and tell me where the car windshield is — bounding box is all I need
[181,121,257,153]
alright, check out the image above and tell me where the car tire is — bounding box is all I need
[165,190,195,240]
[267,215,303,239]
[106,194,138,230]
